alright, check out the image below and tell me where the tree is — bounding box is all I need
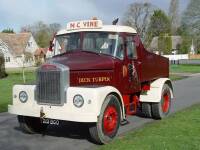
[146,10,171,48]
[158,34,172,54]
[182,0,200,36]
[20,21,50,47]
[169,0,180,35]
[49,23,61,35]
[20,25,32,33]
[123,2,155,42]
[34,21,51,48]
[147,10,172,54]
[147,10,171,37]
[179,36,191,54]
[2,28,15,33]
[35,30,50,48]
[182,0,200,53]
[176,24,191,54]
[176,24,189,36]
[20,22,61,48]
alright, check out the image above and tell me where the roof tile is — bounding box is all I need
[0,32,31,56]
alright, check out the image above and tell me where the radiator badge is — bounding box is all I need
[78,77,111,83]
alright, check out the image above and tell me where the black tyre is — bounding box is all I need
[152,84,172,119]
[17,115,47,134]
[141,103,152,118]
[89,95,121,144]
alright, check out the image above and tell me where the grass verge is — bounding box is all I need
[0,71,35,112]
[169,74,186,81]
[99,104,200,150]
[170,64,200,73]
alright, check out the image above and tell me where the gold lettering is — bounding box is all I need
[78,78,91,83]
[79,77,111,83]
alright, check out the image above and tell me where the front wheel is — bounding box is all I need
[89,95,121,144]
[18,115,48,134]
[152,84,172,119]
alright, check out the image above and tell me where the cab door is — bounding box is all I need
[122,35,141,94]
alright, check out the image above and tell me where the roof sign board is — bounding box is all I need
[67,20,103,31]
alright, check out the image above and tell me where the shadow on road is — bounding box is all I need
[14,121,96,143]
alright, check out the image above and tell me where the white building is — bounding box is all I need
[0,32,39,68]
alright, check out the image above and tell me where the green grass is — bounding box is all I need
[170,64,200,73]
[0,71,35,112]
[5,67,37,74]
[99,104,200,150]
[169,74,186,81]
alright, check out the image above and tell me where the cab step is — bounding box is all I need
[120,119,129,126]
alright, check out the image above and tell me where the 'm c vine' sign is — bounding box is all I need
[67,20,103,30]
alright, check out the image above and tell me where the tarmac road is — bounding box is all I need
[0,74,200,150]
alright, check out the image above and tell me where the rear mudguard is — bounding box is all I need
[139,78,174,103]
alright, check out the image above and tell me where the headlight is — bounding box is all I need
[73,95,84,108]
[19,91,28,103]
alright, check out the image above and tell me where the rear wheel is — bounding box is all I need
[18,115,48,134]
[141,103,152,118]
[152,84,171,119]
[89,95,121,144]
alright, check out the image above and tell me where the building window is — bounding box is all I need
[28,42,32,47]
[5,57,10,62]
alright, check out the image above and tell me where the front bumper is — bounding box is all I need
[8,104,97,122]
[8,85,100,122]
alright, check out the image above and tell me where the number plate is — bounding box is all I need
[42,118,59,125]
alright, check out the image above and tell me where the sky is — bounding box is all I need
[0,0,189,32]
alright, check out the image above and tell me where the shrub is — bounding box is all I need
[0,54,7,78]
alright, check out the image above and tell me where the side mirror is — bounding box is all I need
[49,40,54,51]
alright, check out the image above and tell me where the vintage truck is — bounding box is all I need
[8,19,173,144]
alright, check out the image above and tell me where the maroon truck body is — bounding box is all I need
[52,34,169,96]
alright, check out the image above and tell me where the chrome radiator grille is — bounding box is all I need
[35,63,69,105]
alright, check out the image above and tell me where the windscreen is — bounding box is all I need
[55,32,124,59]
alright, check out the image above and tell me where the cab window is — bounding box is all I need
[56,33,80,53]
[126,36,137,59]
[115,36,124,59]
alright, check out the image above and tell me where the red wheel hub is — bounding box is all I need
[103,105,118,135]
[162,92,170,113]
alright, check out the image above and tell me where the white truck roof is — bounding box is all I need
[56,20,137,35]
